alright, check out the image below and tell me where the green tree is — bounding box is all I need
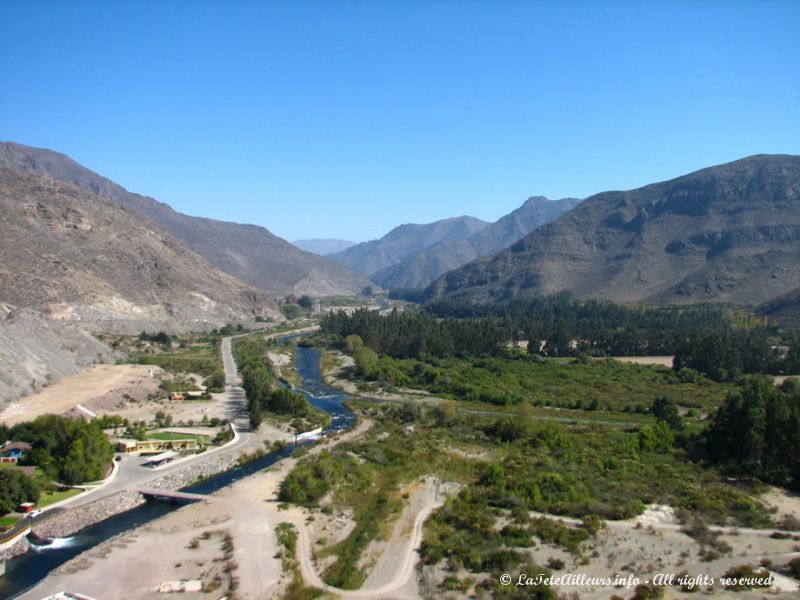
[0,470,41,513]
[11,415,114,484]
[703,377,800,489]
[651,397,683,430]
[344,334,364,353]
[353,345,378,378]
[204,369,226,391]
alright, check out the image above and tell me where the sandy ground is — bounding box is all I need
[20,501,237,599]
[608,355,675,367]
[424,500,800,600]
[21,418,372,600]
[267,351,291,368]
[762,486,800,528]
[0,364,162,426]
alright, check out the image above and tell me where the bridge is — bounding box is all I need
[138,488,209,504]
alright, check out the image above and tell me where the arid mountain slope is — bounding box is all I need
[328,216,490,277]
[0,141,370,296]
[0,168,280,330]
[372,196,580,290]
[426,155,800,306]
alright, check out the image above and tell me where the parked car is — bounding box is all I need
[26,509,43,518]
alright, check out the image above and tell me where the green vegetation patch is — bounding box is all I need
[0,516,20,528]
[37,486,82,508]
[360,353,733,413]
[112,330,229,377]
[7,414,114,485]
[277,400,774,592]
[275,522,323,600]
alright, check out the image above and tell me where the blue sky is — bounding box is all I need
[2,1,799,242]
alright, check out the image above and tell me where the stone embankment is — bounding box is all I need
[1,451,241,560]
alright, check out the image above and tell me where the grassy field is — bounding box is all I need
[103,331,226,377]
[0,463,46,477]
[37,487,83,508]
[129,346,222,377]
[0,515,20,527]
[147,431,210,442]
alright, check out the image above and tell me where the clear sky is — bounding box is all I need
[2,1,799,242]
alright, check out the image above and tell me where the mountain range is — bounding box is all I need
[0,142,370,297]
[372,196,580,290]
[293,238,356,255]
[425,155,800,308]
[328,216,490,277]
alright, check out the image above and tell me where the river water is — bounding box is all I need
[1,344,355,599]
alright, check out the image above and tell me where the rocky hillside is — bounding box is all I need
[372,196,580,290]
[0,167,280,330]
[426,155,800,306]
[0,142,370,296]
[328,216,490,277]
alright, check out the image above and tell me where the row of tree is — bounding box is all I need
[232,335,310,429]
[700,378,800,491]
[322,308,508,358]
[322,295,798,379]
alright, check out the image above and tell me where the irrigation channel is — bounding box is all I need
[1,341,356,599]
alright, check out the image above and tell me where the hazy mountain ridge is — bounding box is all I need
[292,238,356,255]
[425,155,800,306]
[0,167,280,330]
[0,141,371,297]
[372,196,580,289]
[328,216,490,277]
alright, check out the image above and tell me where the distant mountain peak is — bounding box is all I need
[370,196,580,290]
[328,215,490,277]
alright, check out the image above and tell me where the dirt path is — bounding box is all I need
[606,355,675,367]
[284,474,445,600]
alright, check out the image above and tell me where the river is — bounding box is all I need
[1,343,355,599]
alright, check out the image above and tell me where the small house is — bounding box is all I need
[0,441,31,464]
